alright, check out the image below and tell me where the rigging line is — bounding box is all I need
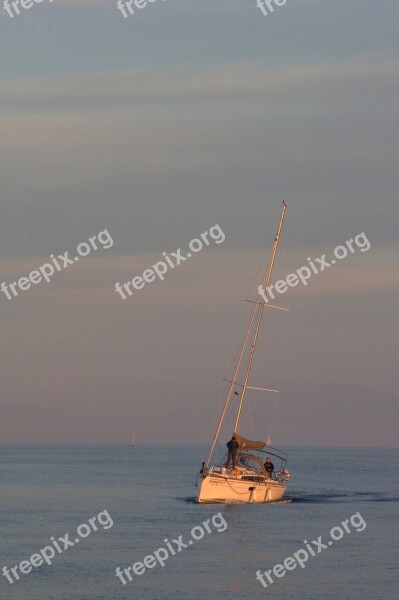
[222,229,279,385]
[209,376,230,446]
[215,396,242,452]
[212,315,281,448]
[268,311,290,438]
[222,314,254,383]
[245,239,275,302]
[267,231,287,384]
[278,306,291,390]
[222,243,274,381]
[240,388,263,436]
[246,391,260,440]
[222,257,274,383]
[267,391,279,440]
[221,272,263,384]
[223,240,275,382]
[243,384,278,441]
[214,393,241,452]
[246,328,288,437]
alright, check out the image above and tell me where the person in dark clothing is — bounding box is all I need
[225,436,239,469]
[264,456,274,478]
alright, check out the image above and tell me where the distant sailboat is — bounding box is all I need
[197,202,291,503]
[128,433,135,447]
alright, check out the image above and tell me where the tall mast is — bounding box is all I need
[205,202,287,467]
[234,202,287,431]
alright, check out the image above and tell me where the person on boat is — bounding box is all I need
[264,456,274,478]
[225,436,239,469]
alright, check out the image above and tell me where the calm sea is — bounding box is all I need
[0,445,398,599]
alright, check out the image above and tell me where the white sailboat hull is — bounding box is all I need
[197,473,286,504]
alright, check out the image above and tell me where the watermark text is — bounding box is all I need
[258,232,371,304]
[2,510,114,584]
[115,224,225,299]
[1,229,114,301]
[256,511,366,588]
[116,511,227,585]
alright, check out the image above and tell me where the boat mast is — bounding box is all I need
[205,202,287,467]
[234,202,287,431]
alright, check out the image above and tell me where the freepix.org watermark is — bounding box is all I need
[117,0,166,19]
[2,510,114,585]
[258,232,371,304]
[115,512,227,585]
[1,229,114,301]
[257,0,287,17]
[3,0,53,18]
[256,511,367,589]
[115,224,225,300]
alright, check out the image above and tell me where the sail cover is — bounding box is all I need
[233,432,266,450]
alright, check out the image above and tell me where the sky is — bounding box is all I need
[0,0,398,447]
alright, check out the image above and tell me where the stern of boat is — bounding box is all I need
[197,471,286,504]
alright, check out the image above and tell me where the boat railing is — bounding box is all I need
[257,446,287,468]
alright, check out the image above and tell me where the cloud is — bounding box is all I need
[1,248,397,308]
[1,58,398,112]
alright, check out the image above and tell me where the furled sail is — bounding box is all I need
[233,432,266,450]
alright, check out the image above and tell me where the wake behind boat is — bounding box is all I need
[197,202,291,503]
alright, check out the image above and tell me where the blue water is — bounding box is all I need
[0,446,398,599]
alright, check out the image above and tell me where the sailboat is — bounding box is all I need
[128,433,135,447]
[197,202,291,503]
